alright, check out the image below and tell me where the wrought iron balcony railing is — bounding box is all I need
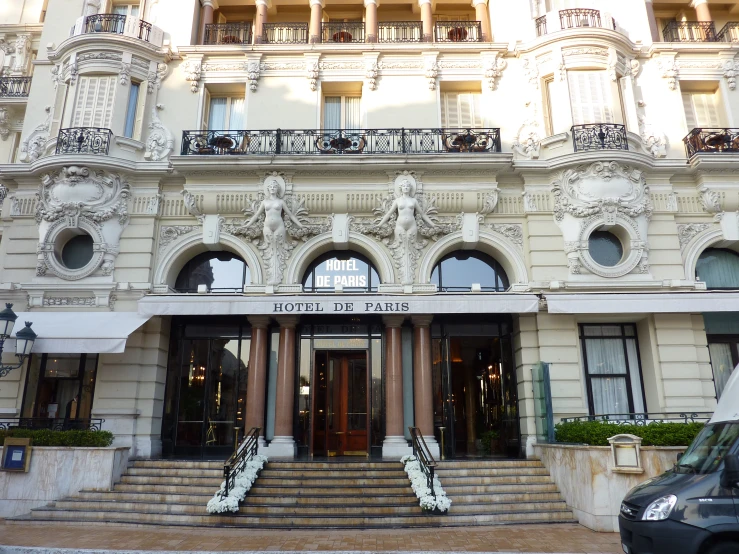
[571,124,628,152]
[321,21,365,43]
[535,15,548,37]
[261,22,309,44]
[663,21,717,42]
[82,13,156,43]
[718,22,739,42]
[434,21,483,42]
[0,417,105,431]
[56,127,113,155]
[204,22,253,44]
[378,21,424,43]
[0,76,32,97]
[684,128,739,157]
[560,412,712,426]
[181,128,501,156]
[559,9,614,30]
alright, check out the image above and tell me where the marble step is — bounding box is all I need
[120,475,224,486]
[127,467,224,478]
[443,482,558,494]
[436,460,545,469]
[130,460,224,470]
[446,491,564,503]
[439,475,554,486]
[267,462,400,470]
[113,483,221,494]
[434,467,551,477]
[21,506,576,528]
[76,490,215,504]
[243,494,418,506]
[248,485,414,495]
[254,477,411,486]
[259,469,407,478]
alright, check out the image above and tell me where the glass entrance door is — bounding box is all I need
[312,350,369,456]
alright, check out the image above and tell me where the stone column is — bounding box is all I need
[472,0,492,42]
[255,0,270,44]
[383,316,411,458]
[691,0,712,22]
[644,0,660,42]
[418,0,433,42]
[309,0,324,44]
[270,316,299,457]
[199,0,217,45]
[245,316,271,444]
[412,316,440,459]
[364,0,379,43]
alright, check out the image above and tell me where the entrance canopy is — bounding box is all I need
[8,312,151,354]
[138,293,540,316]
[544,292,739,314]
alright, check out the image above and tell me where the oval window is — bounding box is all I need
[61,234,94,270]
[588,231,623,267]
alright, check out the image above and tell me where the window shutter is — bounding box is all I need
[682,93,697,129]
[568,71,613,125]
[72,76,92,127]
[690,93,720,128]
[441,93,460,128]
[132,82,148,140]
[92,76,116,128]
[201,89,211,130]
[50,84,69,138]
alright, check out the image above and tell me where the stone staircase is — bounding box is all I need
[9,458,576,528]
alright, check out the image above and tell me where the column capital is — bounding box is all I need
[471,0,488,6]
[364,0,379,6]
[200,0,219,8]
[690,0,708,6]
[418,0,432,5]
[310,0,325,7]
[383,315,406,328]
[248,315,271,329]
[411,315,433,327]
[275,315,300,328]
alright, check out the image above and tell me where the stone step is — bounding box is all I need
[255,477,411,486]
[443,483,558,494]
[130,460,224,470]
[112,483,220,495]
[21,506,577,528]
[248,485,414,496]
[267,462,400,470]
[436,460,545,469]
[243,494,417,506]
[76,491,215,504]
[127,467,224,478]
[120,475,224,486]
[259,469,407,479]
[434,467,551,477]
[441,475,554,486]
[446,492,564,503]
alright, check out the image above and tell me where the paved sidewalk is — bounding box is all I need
[0,521,621,553]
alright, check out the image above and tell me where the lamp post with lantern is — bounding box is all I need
[0,303,37,379]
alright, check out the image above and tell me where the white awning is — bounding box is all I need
[138,293,540,316]
[545,292,739,314]
[8,312,151,354]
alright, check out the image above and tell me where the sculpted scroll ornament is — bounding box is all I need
[224,174,329,285]
[20,106,52,163]
[677,223,711,251]
[483,56,506,91]
[184,61,201,93]
[145,107,174,161]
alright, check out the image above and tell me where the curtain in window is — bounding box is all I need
[584,329,630,416]
[229,98,245,130]
[708,343,736,399]
[568,71,614,125]
[208,98,227,129]
[696,249,739,289]
[344,97,361,129]
[324,97,341,129]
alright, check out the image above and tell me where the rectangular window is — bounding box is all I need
[206,96,245,131]
[72,75,117,129]
[580,324,646,416]
[707,338,738,399]
[682,91,721,129]
[112,3,140,17]
[123,81,140,138]
[323,96,361,129]
[568,70,614,125]
[440,92,483,128]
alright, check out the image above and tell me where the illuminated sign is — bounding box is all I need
[314,259,368,289]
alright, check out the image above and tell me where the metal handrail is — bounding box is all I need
[0,76,32,97]
[56,127,113,155]
[221,426,260,498]
[560,412,713,425]
[684,128,739,157]
[662,21,717,42]
[204,22,253,45]
[0,417,105,431]
[571,123,628,152]
[409,426,436,499]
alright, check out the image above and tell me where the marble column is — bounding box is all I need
[644,0,660,42]
[691,0,712,22]
[245,316,271,444]
[199,0,217,45]
[255,0,270,44]
[412,316,440,459]
[365,0,379,43]
[472,0,492,42]
[383,315,411,458]
[418,0,433,42]
[309,0,324,44]
[270,316,299,457]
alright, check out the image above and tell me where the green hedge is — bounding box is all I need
[0,428,114,447]
[554,420,705,447]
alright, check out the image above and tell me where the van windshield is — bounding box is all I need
[676,422,739,474]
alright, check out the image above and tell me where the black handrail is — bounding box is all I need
[56,127,113,155]
[261,23,309,44]
[378,21,423,43]
[663,21,717,42]
[571,123,628,152]
[434,21,483,42]
[718,22,739,42]
[221,426,260,498]
[0,418,105,431]
[0,76,32,97]
[204,22,253,45]
[684,128,739,157]
[560,412,713,425]
[321,21,365,43]
[409,426,436,499]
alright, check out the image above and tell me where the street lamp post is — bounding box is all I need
[0,303,37,379]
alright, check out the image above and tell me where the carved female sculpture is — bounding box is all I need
[246,180,303,242]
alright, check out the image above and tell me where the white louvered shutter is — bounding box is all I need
[441,93,482,128]
[683,92,720,129]
[72,76,117,129]
[201,88,211,130]
[568,71,613,125]
[49,84,69,138]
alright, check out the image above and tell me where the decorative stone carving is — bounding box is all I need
[677,223,711,250]
[479,189,499,215]
[224,173,329,285]
[483,55,506,91]
[607,49,618,82]
[523,57,539,89]
[147,63,168,94]
[68,60,78,86]
[43,297,97,307]
[119,62,131,85]
[638,116,667,158]
[523,191,538,213]
[0,184,7,207]
[183,61,201,93]
[35,166,131,280]
[425,61,438,91]
[182,190,204,223]
[699,186,722,214]
[159,225,198,248]
[552,161,652,278]
[247,60,260,92]
[659,58,678,91]
[723,60,739,91]
[489,223,524,249]
[20,106,52,163]
[0,107,10,141]
[306,61,319,91]
[365,61,378,91]
[12,34,31,75]
[51,64,62,89]
[83,0,101,17]
[512,100,542,160]
[144,107,174,161]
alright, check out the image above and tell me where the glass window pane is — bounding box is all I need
[625,339,645,413]
[78,354,98,420]
[433,251,508,292]
[583,325,603,337]
[591,377,630,415]
[589,231,623,267]
[175,253,249,292]
[45,355,81,378]
[21,355,42,418]
[584,337,628,375]
[303,253,379,292]
[708,343,735,398]
[344,97,361,129]
[123,82,140,138]
[696,249,739,289]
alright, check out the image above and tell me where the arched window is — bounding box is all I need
[431,251,509,292]
[303,252,380,293]
[696,248,739,289]
[175,252,250,293]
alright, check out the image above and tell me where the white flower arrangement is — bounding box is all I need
[400,455,451,513]
[206,454,268,514]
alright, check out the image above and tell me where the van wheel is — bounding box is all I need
[707,542,739,554]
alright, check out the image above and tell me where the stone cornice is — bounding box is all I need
[48,33,171,64]
[176,42,509,57]
[516,27,638,57]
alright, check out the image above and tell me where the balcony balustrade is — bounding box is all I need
[378,21,424,42]
[73,13,164,46]
[204,22,253,45]
[261,23,309,44]
[535,15,547,37]
[662,21,717,42]
[684,128,739,157]
[181,128,501,156]
[571,124,628,152]
[321,21,365,43]
[536,9,615,36]
[0,76,32,98]
[56,128,113,155]
[434,21,483,42]
[718,22,739,42]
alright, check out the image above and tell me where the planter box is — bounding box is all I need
[534,443,684,532]
[0,446,130,518]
